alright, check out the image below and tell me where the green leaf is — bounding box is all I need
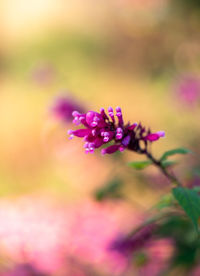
[161,148,192,161]
[161,160,178,168]
[156,194,175,210]
[172,187,200,232]
[128,160,152,170]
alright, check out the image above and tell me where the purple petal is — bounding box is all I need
[145,131,165,142]
[72,129,91,137]
[86,111,105,128]
[116,107,124,125]
[108,107,115,123]
[145,134,159,141]
[67,129,74,139]
[157,131,165,138]
[93,137,104,148]
[101,145,121,155]
[121,135,131,146]
[128,123,138,130]
[100,108,109,120]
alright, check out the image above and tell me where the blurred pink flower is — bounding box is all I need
[175,76,200,107]
[50,94,85,123]
[2,263,46,276]
[0,197,134,275]
[110,224,174,276]
[32,63,55,86]
[0,198,68,274]
[109,223,157,255]
[135,239,174,276]
[191,265,200,276]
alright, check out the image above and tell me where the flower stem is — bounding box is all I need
[144,151,182,187]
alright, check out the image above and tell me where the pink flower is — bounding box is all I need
[0,197,134,275]
[68,107,165,155]
[110,222,174,276]
[109,223,157,255]
[32,63,55,86]
[176,76,200,107]
[2,263,45,276]
[50,94,85,123]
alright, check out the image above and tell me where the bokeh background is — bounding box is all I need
[0,0,200,275]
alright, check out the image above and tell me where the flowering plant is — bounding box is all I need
[68,107,164,153]
[68,106,200,275]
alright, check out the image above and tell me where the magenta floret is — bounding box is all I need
[68,107,165,155]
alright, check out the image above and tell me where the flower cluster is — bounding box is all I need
[68,107,165,155]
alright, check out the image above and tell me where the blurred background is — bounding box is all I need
[0,0,200,275]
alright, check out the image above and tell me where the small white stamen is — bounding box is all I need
[91,121,98,127]
[72,111,80,117]
[92,129,96,136]
[103,137,109,142]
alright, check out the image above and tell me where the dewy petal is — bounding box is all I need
[72,129,91,137]
[84,133,96,142]
[72,118,81,125]
[67,129,74,139]
[86,111,105,128]
[84,142,95,154]
[116,131,123,140]
[86,111,97,127]
[72,111,87,126]
[101,145,121,155]
[145,134,159,141]
[116,127,123,140]
[108,107,115,123]
[119,146,125,152]
[145,131,165,142]
[116,107,124,126]
[102,131,115,142]
[128,123,138,131]
[157,131,165,138]
[121,135,131,146]
[100,108,109,120]
[108,107,114,115]
[72,111,80,117]
[93,137,104,148]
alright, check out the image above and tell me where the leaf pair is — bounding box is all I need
[160,147,191,168]
[160,148,192,162]
[128,147,191,170]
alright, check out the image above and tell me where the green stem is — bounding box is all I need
[145,151,182,187]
